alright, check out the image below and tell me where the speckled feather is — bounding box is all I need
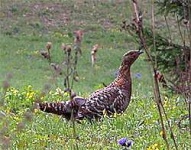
[76,84,130,120]
[37,50,143,121]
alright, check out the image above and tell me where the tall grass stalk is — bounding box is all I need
[151,1,178,149]
[131,0,179,149]
[188,0,191,136]
[164,16,172,43]
[131,1,169,149]
[176,16,186,47]
[71,109,79,150]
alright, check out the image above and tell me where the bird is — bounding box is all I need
[36,50,143,121]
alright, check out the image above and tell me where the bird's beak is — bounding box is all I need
[138,49,144,54]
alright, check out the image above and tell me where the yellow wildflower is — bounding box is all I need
[147,143,160,150]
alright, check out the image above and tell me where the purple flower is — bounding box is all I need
[126,140,133,148]
[118,138,134,149]
[118,137,127,146]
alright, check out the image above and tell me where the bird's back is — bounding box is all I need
[76,82,131,120]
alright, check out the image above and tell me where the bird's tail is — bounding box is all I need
[36,96,86,120]
[37,102,66,115]
[36,101,74,120]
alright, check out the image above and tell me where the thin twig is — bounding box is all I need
[160,103,179,148]
[151,3,176,147]
[164,16,172,43]
[151,0,157,69]
[131,0,171,149]
[188,0,191,136]
[159,3,179,149]
[176,15,186,47]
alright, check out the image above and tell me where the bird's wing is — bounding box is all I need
[73,96,86,106]
[78,86,129,119]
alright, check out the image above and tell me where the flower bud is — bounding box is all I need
[46,42,52,51]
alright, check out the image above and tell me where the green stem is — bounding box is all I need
[66,51,71,98]
[71,109,79,150]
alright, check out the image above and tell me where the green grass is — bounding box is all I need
[1,87,189,149]
[0,0,190,149]
[0,0,151,95]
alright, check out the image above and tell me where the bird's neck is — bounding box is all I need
[113,65,132,89]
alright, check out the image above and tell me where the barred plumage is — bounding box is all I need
[37,50,143,121]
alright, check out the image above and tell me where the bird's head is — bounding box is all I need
[122,50,143,66]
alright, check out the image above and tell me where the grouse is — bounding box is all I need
[37,50,143,121]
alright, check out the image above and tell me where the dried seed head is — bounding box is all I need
[2,80,10,91]
[74,30,83,43]
[24,111,33,121]
[183,19,189,25]
[46,42,52,50]
[17,122,25,131]
[66,45,72,53]
[1,136,11,149]
[61,43,66,51]
[6,73,13,80]
[92,44,99,52]
[71,91,77,99]
[40,51,50,59]
[43,84,51,94]
[73,75,79,82]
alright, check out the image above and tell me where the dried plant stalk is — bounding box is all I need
[130,0,179,149]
